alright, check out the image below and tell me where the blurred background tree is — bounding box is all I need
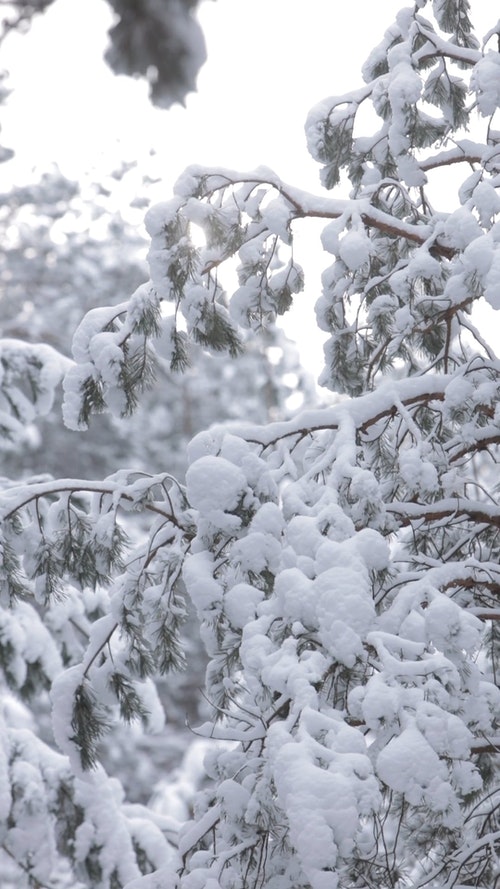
[0,0,209,107]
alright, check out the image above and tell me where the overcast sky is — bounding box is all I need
[0,0,410,183]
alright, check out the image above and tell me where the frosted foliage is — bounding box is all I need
[377,725,450,807]
[1,2,500,889]
[338,229,372,270]
[186,456,248,515]
[0,340,70,448]
[471,52,500,115]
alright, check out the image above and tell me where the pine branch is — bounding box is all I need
[178,166,457,257]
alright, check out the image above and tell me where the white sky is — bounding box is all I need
[0,0,406,183]
[0,0,495,377]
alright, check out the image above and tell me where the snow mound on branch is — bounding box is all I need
[424,595,482,655]
[271,713,380,889]
[186,455,247,515]
[313,562,375,668]
[471,52,500,115]
[338,230,372,270]
[377,724,446,801]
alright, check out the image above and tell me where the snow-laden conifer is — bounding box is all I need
[0,2,499,887]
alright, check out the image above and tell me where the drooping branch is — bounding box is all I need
[449,431,500,463]
[233,374,450,448]
[470,609,500,621]
[388,498,500,530]
[0,476,189,531]
[179,166,456,258]
[420,140,483,172]
[413,26,482,68]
